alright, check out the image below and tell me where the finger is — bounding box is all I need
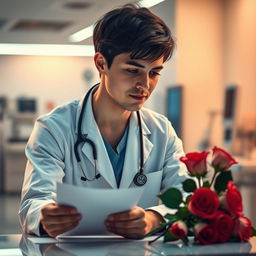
[105,217,148,238]
[106,217,146,230]
[43,221,80,237]
[107,207,145,222]
[42,203,78,216]
[41,213,82,225]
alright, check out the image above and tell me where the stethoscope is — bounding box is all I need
[74,84,147,187]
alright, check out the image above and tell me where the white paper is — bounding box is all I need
[27,237,57,244]
[57,235,158,242]
[56,183,144,237]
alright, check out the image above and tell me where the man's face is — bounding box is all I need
[102,53,164,112]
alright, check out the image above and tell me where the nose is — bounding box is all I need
[136,74,150,90]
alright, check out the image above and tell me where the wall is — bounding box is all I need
[0,55,99,138]
[176,0,224,152]
[145,0,177,114]
[176,0,256,153]
[224,0,256,156]
[0,55,98,114]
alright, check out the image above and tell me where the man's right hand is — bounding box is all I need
[40,203,82,237]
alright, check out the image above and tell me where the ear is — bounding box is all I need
[94,52,108,75]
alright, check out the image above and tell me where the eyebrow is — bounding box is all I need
[125,61,163,70]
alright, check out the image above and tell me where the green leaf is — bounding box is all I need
[214,171,233,193]
[164,230,179,242]
[164,213,176,221]
[202,181,210,188]
[159,188,183,209]
[176,207,189,219]
[182,179,197,192]
[252,226,256,237]
[185,195,192,205]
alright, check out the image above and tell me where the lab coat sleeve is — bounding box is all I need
[18,119,66,236]
[146,120,188,218]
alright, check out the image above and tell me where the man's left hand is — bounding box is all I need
[105,206,164,238]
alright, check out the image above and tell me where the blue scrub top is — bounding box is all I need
[103,125,129,187]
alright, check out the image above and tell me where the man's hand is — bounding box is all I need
[104,206,164,238]
[40,203,82,237]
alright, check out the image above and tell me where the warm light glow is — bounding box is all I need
[68,0,166,43]
[0,44,94,56]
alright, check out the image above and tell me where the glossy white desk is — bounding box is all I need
[1,234,256,256]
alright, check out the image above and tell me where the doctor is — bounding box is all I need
[19,4,187,238]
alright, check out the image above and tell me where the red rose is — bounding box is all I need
[169,220,188,239]
[233,215,252,242]
[212,210,234,242]
[188,188,219,219]
[212,146,238,170]
[194,223,218,245]
[220,181,243,217]
[180,151,209,176]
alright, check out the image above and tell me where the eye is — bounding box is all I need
[149,71,160,77]
[126,69,139,74]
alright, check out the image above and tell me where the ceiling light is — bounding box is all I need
[0,44,94,56]
[69,25,94,43]
[68,0,166,43]
[138,0,166,8]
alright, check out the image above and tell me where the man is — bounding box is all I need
[19,3,187,238]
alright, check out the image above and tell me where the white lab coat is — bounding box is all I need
[19,87,187,236]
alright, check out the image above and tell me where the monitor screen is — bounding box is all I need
[224,86,237,119]
[167,86,182,138]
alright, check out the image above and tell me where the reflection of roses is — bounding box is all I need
[169,220,188,239]
[189,188,219,219]
[212,211,234,242]
[221,181,243,217]
[234,215,252,242]
[212,146,238,170]
[194,223,218,245]
[180,152,209,176]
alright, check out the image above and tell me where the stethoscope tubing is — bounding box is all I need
[74,83,146,186]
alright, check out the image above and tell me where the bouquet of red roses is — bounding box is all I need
[148,146,256,245]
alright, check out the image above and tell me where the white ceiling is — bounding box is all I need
[0,0,138,45]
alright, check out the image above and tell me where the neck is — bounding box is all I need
[91,83,131,148]
[92,83,131,127]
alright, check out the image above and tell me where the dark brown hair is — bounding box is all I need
[93,3,175,68]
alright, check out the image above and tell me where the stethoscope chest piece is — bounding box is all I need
[133,172,147,186]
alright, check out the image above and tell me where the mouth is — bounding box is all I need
[129,94,147,101]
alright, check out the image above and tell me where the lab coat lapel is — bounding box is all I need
[77,89,117,188]
[119,111,153,188]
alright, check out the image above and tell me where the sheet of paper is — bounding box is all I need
[56,183,144,237]
[57,235,159,242]
[28,236,57,244]
[28,235,159,244]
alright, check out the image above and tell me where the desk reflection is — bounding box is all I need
[19,234,254,256]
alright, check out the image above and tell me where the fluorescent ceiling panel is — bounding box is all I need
[0,44,94,56]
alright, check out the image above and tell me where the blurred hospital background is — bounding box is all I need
[0,0,256,234]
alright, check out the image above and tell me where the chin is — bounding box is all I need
[124,104,143,112]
